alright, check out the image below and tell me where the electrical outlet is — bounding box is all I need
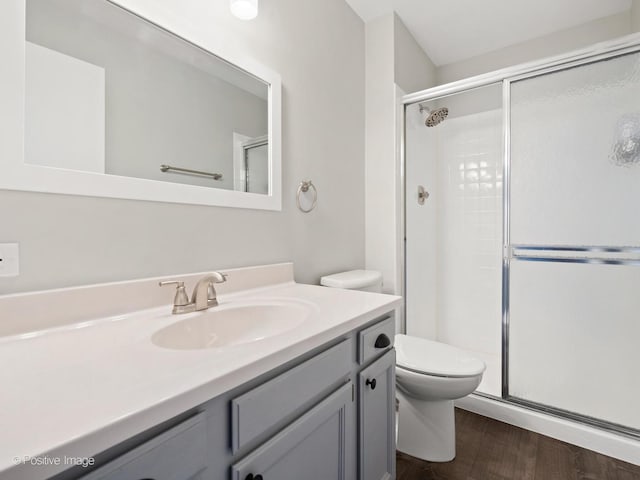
[0,243,19,277]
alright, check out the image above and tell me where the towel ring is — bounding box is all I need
[296,180,317,213]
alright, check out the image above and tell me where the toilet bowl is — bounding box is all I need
[395,334,485,462]
[320,270,486,463]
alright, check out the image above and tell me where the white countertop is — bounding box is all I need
[0,273,401,480]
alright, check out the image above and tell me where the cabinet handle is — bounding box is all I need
[366,378,377,390]
[245,475,263,480]
[374,333,391,348]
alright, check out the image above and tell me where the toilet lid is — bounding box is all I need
[320,270,382,289]
[395,334,486,378]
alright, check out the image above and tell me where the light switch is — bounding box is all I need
[0,243,19,277]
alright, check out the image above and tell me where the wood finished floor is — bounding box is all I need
[396,409,640,480]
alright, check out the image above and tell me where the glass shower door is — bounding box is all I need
[507,51,640,433]
[245,142,268,194]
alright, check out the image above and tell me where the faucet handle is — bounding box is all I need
[205,274,227,297]
[212,271,228,283]
[159,280,190,307]
[205,272,228,307]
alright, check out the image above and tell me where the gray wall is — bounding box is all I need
[364,13,436,299]
[437,12,633,85]
[393,14,436,94]
[0,0,365,294]
[633,0,640,32]
[364,13,394,295]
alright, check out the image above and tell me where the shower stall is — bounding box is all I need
[403,34,640,446]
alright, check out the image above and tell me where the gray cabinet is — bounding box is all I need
[231,340,352,454]
[79,413,207,480]
[58,313,396,480]
[231,382,354,480]
[357,316,394,365]
[359,350,396,480]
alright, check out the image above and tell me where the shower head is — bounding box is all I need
[419,105,448,127]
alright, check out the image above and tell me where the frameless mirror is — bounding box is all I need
[0,0,281,210]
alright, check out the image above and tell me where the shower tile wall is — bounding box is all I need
[405,110,439,342]
[406,96,503,396]
[437,110,502,395]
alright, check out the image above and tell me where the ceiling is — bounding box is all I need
[344,0,632,65]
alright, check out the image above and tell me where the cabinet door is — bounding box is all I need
[79,413,206,480]
[359,350,395,480]
[231,382,354,480]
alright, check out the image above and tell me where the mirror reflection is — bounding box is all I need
[25,0,270,194]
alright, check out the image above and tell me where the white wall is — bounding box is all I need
[364,13,436,301]
[0,0,365,294]
[25,42,105,173]
[437,12,632,85]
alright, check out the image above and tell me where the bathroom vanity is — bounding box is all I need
[0,264,401,480]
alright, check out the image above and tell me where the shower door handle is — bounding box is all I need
[418,185,429,205]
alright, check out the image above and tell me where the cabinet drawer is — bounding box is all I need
[80,413,206,480]
[231,382,353,480]
[231,339,352,453]
[358,315,394,365]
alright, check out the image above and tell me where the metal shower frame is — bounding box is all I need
[400,32,640,439]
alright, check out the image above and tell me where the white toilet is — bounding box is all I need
[320,270,486,463]
[394,334,485,461]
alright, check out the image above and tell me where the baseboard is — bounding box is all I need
[456,394,640,466]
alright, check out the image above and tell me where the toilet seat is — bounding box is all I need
[395,334,486,378]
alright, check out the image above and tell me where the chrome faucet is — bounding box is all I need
[160,272,228,314]
[191,272,227,309]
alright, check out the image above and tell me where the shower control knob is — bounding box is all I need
[374,334,391,348]
[245,475,263,480]
[418,185,429,205]
[366,378,377,390]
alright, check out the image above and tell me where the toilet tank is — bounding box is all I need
[320,270,383,293]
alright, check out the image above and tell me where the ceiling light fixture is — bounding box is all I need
[230,0,258,20]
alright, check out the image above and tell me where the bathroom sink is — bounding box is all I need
[151,300,313,350]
